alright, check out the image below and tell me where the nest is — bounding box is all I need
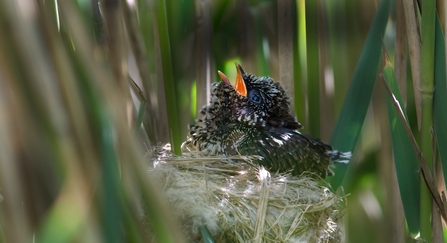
[149,144,346,243]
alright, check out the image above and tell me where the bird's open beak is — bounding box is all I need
[234,63,247,97]
[217,71,231,85]
[217,63,247,97]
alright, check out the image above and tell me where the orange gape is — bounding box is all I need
[234,63,247,97]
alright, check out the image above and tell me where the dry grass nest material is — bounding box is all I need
[149,144,346,243]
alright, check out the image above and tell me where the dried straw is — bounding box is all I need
[149,145,345,243]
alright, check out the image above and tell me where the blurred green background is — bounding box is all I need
[1,0,447,242]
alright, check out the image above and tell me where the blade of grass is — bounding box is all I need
[155,0,181,155]
[121,0,156,142]
[153,27,171,144]
[1,0,186,242]
[136,0,163,144]
[102,0,126,91]
[381,44,447,232]
[295,0,307,131]
[6,1,107,241]
[380,70,447,231]
[67,2,185,240]
[420,0,436,240]
[327,0,390,189]
[129,77,147,133]
[403,0,422,130]
[61,24,123,243]
[381,49,420,234]
[200,226,215,243]
[395,0,407,103]
[136,93,146,134]
[434,15,447,202]
[98,2,128,239]
[100,113,123,243]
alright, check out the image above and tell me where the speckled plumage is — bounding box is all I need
[183,64,350,178]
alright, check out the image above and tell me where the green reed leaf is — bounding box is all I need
[327,0,390,189]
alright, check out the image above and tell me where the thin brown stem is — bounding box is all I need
[402,0,422,130]
[379,74,447,222]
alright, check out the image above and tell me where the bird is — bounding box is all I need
[182,63,350,178]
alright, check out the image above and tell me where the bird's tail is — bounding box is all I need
[327,150,351,164]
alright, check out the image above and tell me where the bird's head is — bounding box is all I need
[214,63,301,129]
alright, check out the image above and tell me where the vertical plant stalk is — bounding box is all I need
[433,15,447,243]
[2,0,104,241]
[195,0,213,117]
[136,0,168,143]
[325,0,348,119]
[434,12,447,215]
[0,14,33,240]
[438,1,445,30]
[278,0,295,115]
[38,0,99,164]
[296,0,307,129]
[395,0,407,105]
[382,44,421,234]
[236,0,256,73]
[379,73,447,224]
[63,0,185,240]
[445,0,447,74]
[152,13,170,144]
[108,83,187,243]
[431,142,443,243]
[121,0,157,143]
[420,0,436,241]
[305,0,320,136]
[317,0,330,140]
[388,3,406,239]
[102,0,130,116]
[155,0,181,155]
[402,0,422,130]
[99,4,129,241]
[253,8,269,77]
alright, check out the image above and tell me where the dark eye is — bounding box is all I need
[249,90,261,103]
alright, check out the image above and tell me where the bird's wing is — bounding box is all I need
[236,127,333,177]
